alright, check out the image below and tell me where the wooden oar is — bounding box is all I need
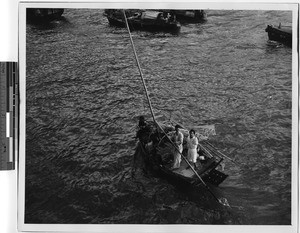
[204,141,245,166]
[198,143,219,159]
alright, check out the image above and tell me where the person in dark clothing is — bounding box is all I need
[138,116,147,129]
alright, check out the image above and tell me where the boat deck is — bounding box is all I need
[167,157,217,178]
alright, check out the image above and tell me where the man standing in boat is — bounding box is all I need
[187,129,199,169]
[171,125,183,170]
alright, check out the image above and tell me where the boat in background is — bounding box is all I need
[104,9,181,33]
[265,24,292,47]
[27,8,64,22]
[161,10,207,23]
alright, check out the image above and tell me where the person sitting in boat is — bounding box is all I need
[169,13,175,22]
[166,13,171,21]
[171,125,183,170]
[186,129,199,170]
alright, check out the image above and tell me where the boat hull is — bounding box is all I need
[108,18,180,32]
[105,10,181,33]
[265,24,292,46]
[156,158,228,187]
[168,10,207,23]
[27,8,64,22]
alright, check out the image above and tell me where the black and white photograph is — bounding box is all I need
[18,2,298,232]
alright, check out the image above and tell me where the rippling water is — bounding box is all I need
[25,9,292,225]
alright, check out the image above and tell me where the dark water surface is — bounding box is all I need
[25,9,293,225]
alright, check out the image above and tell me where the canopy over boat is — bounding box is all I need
[141,11,162,20]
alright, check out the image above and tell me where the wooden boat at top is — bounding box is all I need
[27,8,64,22]
[135,120,228,189]
[104,9,181,33]
[265,24,292,47]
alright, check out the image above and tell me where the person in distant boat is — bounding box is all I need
[169,13,175,22]
[186,129,199,169]
[171,125,183,169]
[166,13,171,21]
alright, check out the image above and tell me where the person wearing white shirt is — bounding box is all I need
[186,129,198,169]
[171,125,183,169]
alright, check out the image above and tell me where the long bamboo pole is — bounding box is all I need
[122,10,156,124]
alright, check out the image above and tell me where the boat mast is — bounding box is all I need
[122,10,157,124]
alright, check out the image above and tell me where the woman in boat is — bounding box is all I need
[171,125,183,170]
[186,129,199,169]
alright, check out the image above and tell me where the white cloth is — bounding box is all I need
[172,131,183,168]
[187,136,198,163]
